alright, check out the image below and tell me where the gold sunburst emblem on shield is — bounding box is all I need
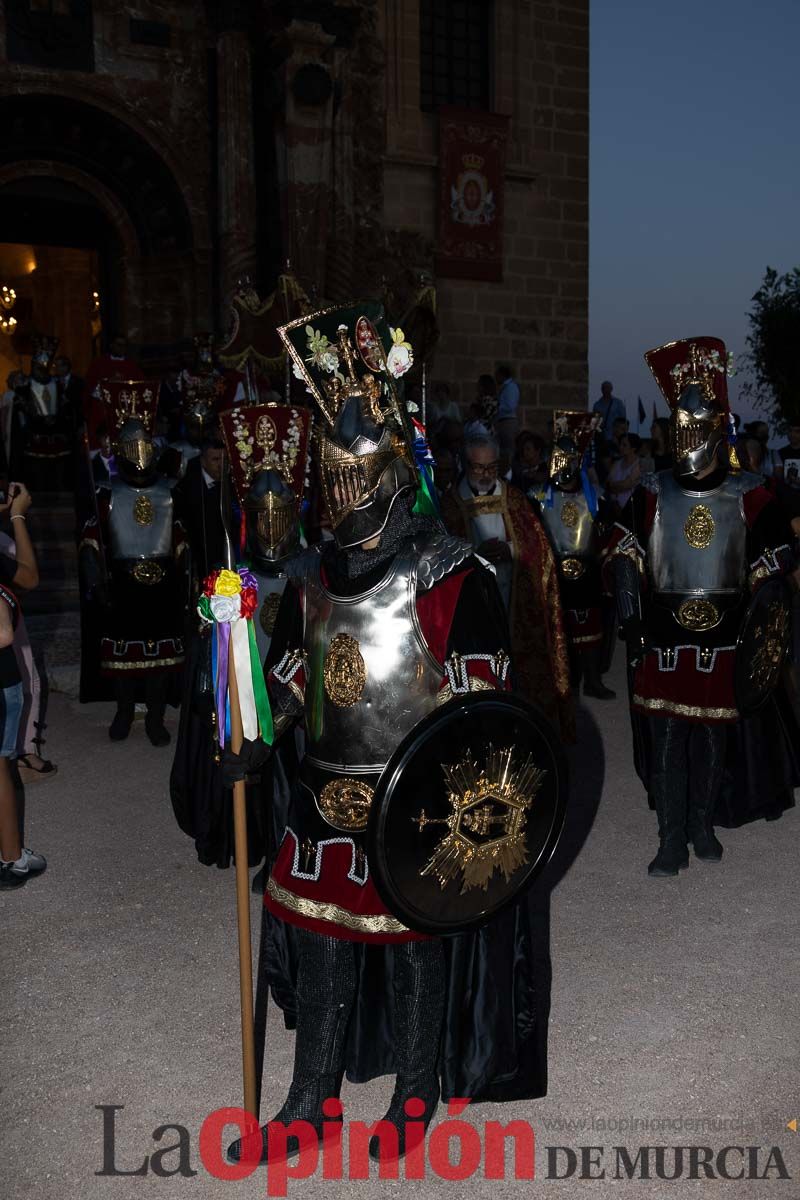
[413,746,546,894]
[684,503,715,549]
[749,600,790,691]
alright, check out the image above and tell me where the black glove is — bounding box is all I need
[621,617,651,666]
[222,738,272,787]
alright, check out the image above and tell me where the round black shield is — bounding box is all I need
[367,692,568,935]
[734,576,792,717]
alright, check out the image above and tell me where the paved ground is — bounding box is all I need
[2,655,799,1200]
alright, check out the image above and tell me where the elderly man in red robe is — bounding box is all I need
[440,432,573,740]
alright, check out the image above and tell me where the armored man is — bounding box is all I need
[80,380,187,745]
[225,304,560,1164]
[170,401,310,869]
[605,336,794,876]
[538,410,614,699]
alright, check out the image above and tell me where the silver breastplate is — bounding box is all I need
[252,569,287,663]
[541,490,595,558]
[302,547,442,773]
[648,471,757,595]
[108,479,173,560]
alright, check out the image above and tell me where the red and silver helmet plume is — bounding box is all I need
[219,402,311,563]
[100,379,158,471]
[278,302,418,549]
[645,336,733,476]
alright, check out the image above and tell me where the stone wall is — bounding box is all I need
[379,0,589,432]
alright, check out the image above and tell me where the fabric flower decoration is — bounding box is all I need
[386,328,414,379]
[202,569,220,596]
[216,569,243,597]
[240,587,258,619]
[210,594,240,623]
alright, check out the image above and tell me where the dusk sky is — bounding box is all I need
[589,0,800,433]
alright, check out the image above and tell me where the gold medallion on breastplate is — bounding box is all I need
[133,494,154,526]
[560,500,580,528]
[676,597,720,631]
[319,777,375,830]
[683,504,715,549]
[260,592,282,636]
[323,632,367,707]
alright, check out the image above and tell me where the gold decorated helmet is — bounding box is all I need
[278,303,418,549]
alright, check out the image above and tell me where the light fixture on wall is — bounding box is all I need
[1,285,16,311]
[0,315,17,336]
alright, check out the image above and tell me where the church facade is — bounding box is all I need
[0,0,588,424]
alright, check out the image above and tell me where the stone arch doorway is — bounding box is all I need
[0,92,210,370]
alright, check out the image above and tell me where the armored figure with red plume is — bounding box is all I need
[604,335,797,876]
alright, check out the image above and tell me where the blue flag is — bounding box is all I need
[637,396,646,425]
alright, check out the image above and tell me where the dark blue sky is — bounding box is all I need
[590,0,800,431]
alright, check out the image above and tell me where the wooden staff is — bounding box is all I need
[219,453,257,1116]
[228,652,257,1116]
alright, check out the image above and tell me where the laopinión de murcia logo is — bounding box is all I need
[96,1102,792,1194]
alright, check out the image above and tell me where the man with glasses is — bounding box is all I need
[441,434,573,739]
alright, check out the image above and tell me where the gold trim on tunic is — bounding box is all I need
[632,693,737,720]
[101,654,184,670]
[266,877,411,934]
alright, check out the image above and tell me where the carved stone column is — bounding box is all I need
[217,14,258,307]
[280,20,338,301]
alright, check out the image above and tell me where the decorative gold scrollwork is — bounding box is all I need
[319,777,375,831]
[676,597,720,631]
[750,601,790,691]
[132,560,165,585]
[133,494,154,526]
[560,500,580,528]
[561,557,585,580]
[259,592,283,636]
[323,632,367,707]
[683,503,715,549]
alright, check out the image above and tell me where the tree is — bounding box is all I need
[742,267,800,429]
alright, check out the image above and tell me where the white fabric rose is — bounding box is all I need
[210,594,240,623]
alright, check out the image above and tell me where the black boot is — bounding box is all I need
[648,786,690,876]
[227,930,355,1165]
[144,676,170,747]
[582,647,616,700]
[109,706,134,741]
[687,725,724,862]
[109,679,135,741]
[369,939,444,1162]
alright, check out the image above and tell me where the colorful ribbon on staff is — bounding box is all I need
[198,567,274,748]
[411,418,440,517]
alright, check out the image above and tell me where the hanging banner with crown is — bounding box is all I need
[436,108,510,283]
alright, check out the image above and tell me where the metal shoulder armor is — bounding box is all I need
[414,530,474,593]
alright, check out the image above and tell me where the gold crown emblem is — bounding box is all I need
[461,152,485,171]
[101,381,155,428]
[668,343,726,405]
